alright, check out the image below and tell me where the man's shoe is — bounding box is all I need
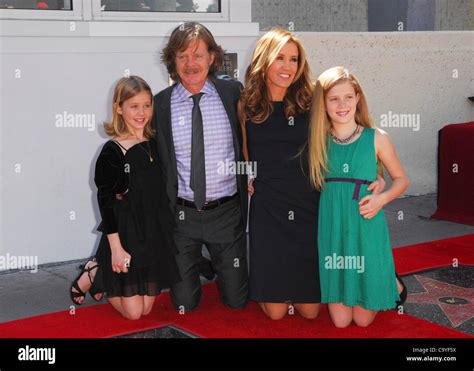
[198,257,215,281]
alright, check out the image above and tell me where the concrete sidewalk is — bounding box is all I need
[1,194,473,324]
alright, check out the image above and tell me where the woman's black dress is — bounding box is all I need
[93,139,181,298]
[246,102,321,303]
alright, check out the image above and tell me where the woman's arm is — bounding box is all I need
[367,174,385,195]
[238,100,256,195]
[359,129,410,219]
[238,100,249,162]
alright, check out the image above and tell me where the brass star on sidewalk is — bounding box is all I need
[407,275,474,327]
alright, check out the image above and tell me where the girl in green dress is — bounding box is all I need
[308,67,409,328]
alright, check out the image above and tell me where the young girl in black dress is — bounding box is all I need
[70,76,181,320]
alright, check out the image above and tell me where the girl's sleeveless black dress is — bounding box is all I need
[93,139,181,298]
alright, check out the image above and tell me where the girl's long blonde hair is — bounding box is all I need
[104,76,155,139]
[308,66,375,191]
[239,28,313,124]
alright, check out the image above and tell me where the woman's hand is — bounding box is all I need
[115,189,129,200]
[367,174,385,195]
[358,194,386,220]
[111,245,132,274]
[248,179,254,196]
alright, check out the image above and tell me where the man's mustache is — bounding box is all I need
[184,67,201,74]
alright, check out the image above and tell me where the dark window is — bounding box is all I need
[368,0,436,31]
[0,0,72,10]
[100,0,220,13]
[368,0,408,31]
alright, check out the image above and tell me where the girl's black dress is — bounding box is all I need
[93,139,181,297]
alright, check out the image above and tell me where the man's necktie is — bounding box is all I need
[190,93,206,210]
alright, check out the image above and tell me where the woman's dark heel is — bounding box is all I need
[395,272,407,308]
[89,284,103,302]
[69,258,100,305]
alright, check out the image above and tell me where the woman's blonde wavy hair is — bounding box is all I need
[104,76,155,139]
[239,28,313,125]
[308,66,377,191]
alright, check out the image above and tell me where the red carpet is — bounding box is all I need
[1,234,473,338]
[393,234,474,275]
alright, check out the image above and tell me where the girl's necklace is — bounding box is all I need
[128,133,153,162]
[331,124,360,144]
[139,141,153,162]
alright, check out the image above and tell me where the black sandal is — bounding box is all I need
[89,280,103,302]
[395,272,407,308]
[69,258,99,305]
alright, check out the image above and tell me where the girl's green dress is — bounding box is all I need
[318,128,399,310]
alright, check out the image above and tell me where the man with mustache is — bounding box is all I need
[152,22,248,311]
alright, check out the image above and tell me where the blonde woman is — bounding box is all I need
[308,67,409,328]
[70,76,181,320]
